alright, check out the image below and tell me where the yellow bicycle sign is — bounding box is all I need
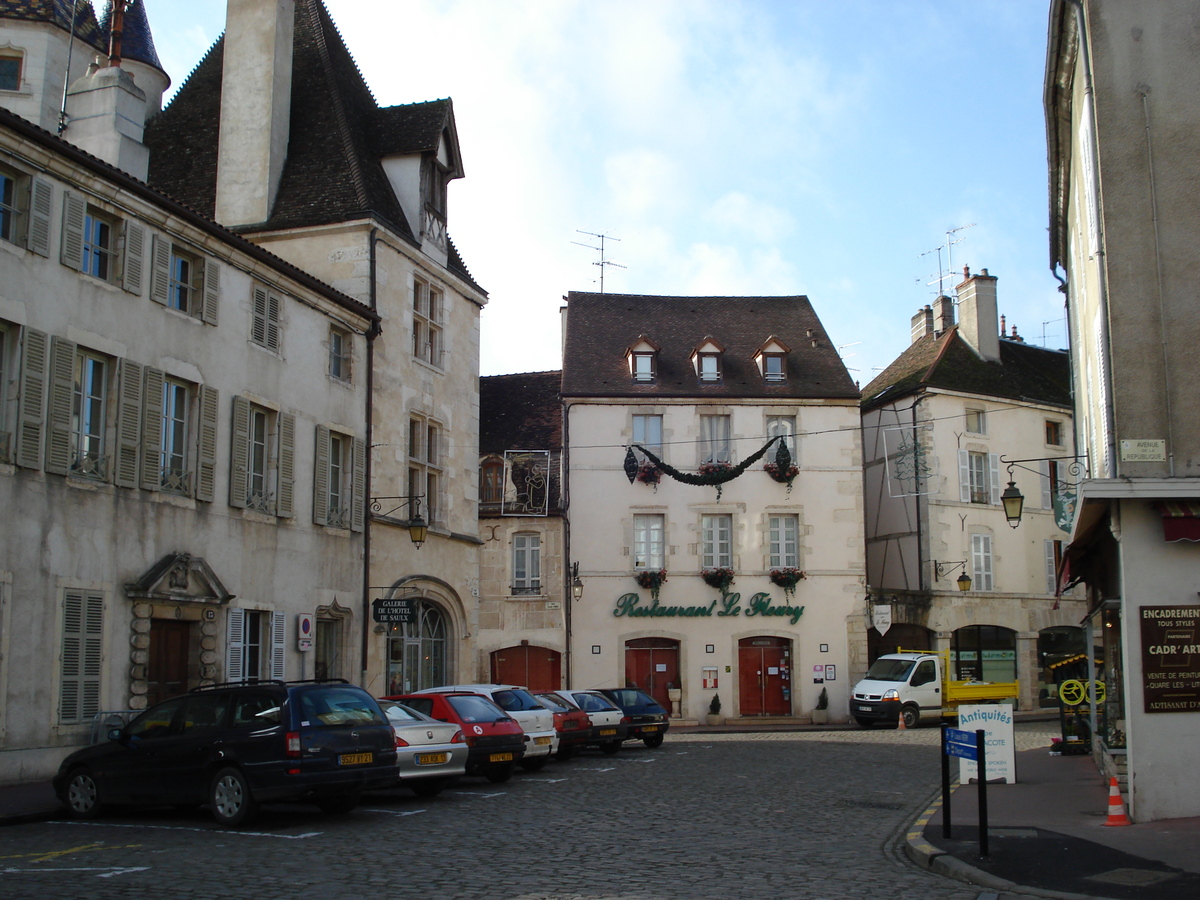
[1059,679,1104,705]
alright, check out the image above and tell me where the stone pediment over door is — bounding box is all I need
[125,552,236,606]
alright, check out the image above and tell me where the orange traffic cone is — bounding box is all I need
[897,710,907,730]
[1103,777,1131,826]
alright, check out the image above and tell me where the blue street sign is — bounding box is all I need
[944,727,978,761]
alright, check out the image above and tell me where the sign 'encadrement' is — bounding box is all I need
[1140,605,1200,713]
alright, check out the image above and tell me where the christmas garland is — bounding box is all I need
[626,436,782,500]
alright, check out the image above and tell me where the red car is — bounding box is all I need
[534,692,592,760]
[388,692,525,783]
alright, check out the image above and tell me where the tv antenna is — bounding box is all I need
[918,223,975,296]
[572,230,627,293]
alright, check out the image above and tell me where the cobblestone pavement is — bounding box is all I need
[0,726,1056,900]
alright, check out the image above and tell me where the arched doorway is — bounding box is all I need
[867,624,933,665]
[738,637,792,716]
[1038,625,1087,707]
[491,645,561,692]
[952,624,1016,682]
[385,600,450,694]
[623,637,680,710]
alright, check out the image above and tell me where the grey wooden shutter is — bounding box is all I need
[988,453,1001,505]
[276,412,295,517]
[44,336,76,475]
[226,607,245,681]
[196,385,218,503]
[266,290,281,351]
[1040,460,1052,509]
[958,449,971,503]
[229,395,250,509]
[148,234,170,305]
[200,258,220,325]
[251,285,269,346]
[114,359,144,488]
[27,177,52,257]
[139,367,164,491]
[15,327,48,469]
[60,191,85,271]
[270,611,286,680]
[313,425,330,526]
[350,436,365,533]
[59,589,104,724]
[122,220,145,295]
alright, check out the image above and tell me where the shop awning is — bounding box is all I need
[1154,500,1200,542]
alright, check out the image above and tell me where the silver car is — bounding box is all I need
[417,684,558,771]
[556,689,628,754]
[377,700,468,797]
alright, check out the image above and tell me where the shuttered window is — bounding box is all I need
[250,283,281,351]
[230,396,293,517]
[60,590,104,724]
[971,534,994,592]
[226,608,286,682]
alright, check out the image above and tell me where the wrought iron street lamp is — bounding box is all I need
[369,495,428,547]
[934,560,972,592]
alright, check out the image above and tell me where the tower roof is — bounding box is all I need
[99,0,164,72]
[0,0,106,51]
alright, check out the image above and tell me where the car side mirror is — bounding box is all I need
[107,728,123,741]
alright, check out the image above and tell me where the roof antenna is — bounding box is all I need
[917,223,975,297]
[572,230,626,293]
[58,0,83,135]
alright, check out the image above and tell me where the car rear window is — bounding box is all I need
[400,697,435,717]
[232,692,281,727]
[447,694,508,722]
[606,689,655,707]
[380,701,426,724]
[490,688,541,711]
[298,687,385,727]
[535,693,572,713]
[576,693,617,712]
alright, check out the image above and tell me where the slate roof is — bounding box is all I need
[0,0,105,50]
[99,0,163,72]
[860,326,1072,410]
[559,292,859,400]
[480,371,562,453]
[142,0,481,293]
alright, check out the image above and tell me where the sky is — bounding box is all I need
[143,0,1065,384]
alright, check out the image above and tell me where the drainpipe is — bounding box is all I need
[562,400,575,689]
[361,228,380,687]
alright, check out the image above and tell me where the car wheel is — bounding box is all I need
[409,777,450,798]
[901,706,920,729]
[210,767,258,827]
[855,717,874,729]
[600,740,621,756]
[316,792,360,815]
[485,762,515,784]
[64,768,105,819]
[642,734,665,749]
[519,755,548,772]
[555,743,576,761]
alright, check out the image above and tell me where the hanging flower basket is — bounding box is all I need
[636,461,662,490]
[701,567,736,593]
[634,568,667,601]
[697,461,734,499]
[769,567,806,597]
[764,460,799,485]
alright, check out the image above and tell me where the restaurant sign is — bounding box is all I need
[1140,605,1200,713]
[612,591,805,625]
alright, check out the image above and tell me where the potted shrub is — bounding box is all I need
[706,693,723,726]
[811,687,829,725]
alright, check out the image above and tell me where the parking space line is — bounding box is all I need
[60,821,322,840]
[360,808,427,816]
[2,866,150,878]
[521,778,569,783]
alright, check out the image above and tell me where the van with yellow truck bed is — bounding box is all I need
[849,650,1018,728]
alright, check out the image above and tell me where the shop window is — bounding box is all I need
[952,624,1015,683]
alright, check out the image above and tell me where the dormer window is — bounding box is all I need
[626,335,660,383]
[690,337,725,383]
[754,336,790,383]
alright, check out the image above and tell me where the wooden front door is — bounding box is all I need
[147,620,191,707]
[738,637,792,716]
[491,645,561,692]
[624,638,680,711]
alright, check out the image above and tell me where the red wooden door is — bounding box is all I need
[491,645,561,692]
[148,620,191,707]
[738,637,792,716]
[623,638,680,710]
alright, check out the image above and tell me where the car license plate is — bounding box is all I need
[489,752,513,763]
[339,752,373,766]
[599,728,617,736]
[642,725,659,732]
[416,752,449,766]
[534,736,552,745]
[857,705,871,712]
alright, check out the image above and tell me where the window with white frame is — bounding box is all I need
[701,514,733,569]
[314,426,364,531]
[766,415,796,456]
[632,352,655,382]
[160,378,190,493]
[698,352,721,382]
[408,415,442,524]
[632,413,663,462]
[226,608,285,682]
[129,368,217,500]
[769,514,800,568]
[971,533,994,591]
[0,165,21,245]
[633,514,664,569]
[0,165,52,254]
[231,396,294,517]
[70,348,109,479]
[60,192,140,287]
[512,533,542,594]
[59,588,103,725]
[959,449,999,505]
[148,237,218,323]
[699,414,731,464]
[413,276,443,367]
[329,326,352,382]
[250,283,282,352]
[762,353,786,382]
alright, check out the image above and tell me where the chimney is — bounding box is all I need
[934,295,955,333]
[214,0,295,227]
[955,267,1001,362]
[910,305,934,343]
[62,59,151,180]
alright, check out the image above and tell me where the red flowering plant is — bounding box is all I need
[634,568,667,601]
[763,460,800,494]
[636,461,662,489]
[701,567,736,594]
[769,567,806,597]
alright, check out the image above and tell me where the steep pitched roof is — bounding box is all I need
[480,371,562,453]
[99,0,163,72]
[0,0,105,49]
[860,326,1071,410]
[143,0,481,292]
[560,292,858,400]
